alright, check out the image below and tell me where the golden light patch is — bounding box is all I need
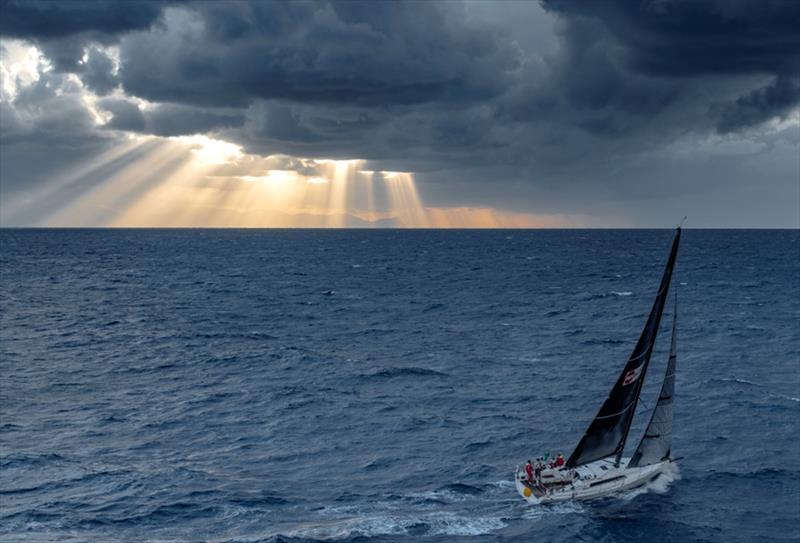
[172,135,243,165]
[34,135,577,228]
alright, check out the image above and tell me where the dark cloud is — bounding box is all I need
[0,0,170,72]
[81,46,118,95]
[541,0,800,134]
[0,0,166,39]
[1,71,100,145]
[145,104,245,136]
[716,75,800,133]
[543,0,800,77]
[99,97,146,132]
[117,1,519,108]
[7,0,796,151]
[36,36,91,72]
[98,99,245,136]
[245,103,325,144]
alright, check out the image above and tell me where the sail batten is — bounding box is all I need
[565,228,681,469]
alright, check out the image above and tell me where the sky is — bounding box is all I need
[0,0,798,228]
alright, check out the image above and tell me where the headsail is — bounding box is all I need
[629,292,677,467]
[566,227,681,469]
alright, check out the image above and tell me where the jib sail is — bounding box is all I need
[628,292,677,468]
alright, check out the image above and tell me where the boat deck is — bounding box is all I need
[516,458,668,503]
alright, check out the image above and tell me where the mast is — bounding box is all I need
[629,290,677,467]
[565,226,681,469]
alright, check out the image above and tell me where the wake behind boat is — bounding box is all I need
[516,226,681,504]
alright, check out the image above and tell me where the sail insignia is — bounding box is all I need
[565,227,681,469]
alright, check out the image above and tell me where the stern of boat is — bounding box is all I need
[514,466,545,504]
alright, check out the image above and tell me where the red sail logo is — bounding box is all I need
[623,365,642,386]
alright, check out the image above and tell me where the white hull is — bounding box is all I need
[515,458,669,504]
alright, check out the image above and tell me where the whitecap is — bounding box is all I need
[619,462,681,501]
[426,511,506,536]
[486,479,516,490]
[721,377,760,387]
[611,291,633,296]
[282,510,506,539]
[519,500,583,519]
[406,488,470,503]
[518,356,541,363]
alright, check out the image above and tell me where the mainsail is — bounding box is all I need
[566,227,681,468]
[629,292,677,467]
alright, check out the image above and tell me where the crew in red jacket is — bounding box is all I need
[554,453,565,468]
[525,460,534,481]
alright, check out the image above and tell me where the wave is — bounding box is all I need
[463,440,492,452]
[582,338,625,346]
[716,377,800,404]
[583,291,634,301]
[230,493,288,507]
[361,458,392,471]
[80,502,220,527]
[185,331,278,341]
[702,467,799,480]
[517,356,541,363]
[0,452,69,469]
[0,468,135,497]
[518,499,584,520]
[719,377,760,387]
[275,510,506,540]
[398,482,487,506]
[364,367,449,379]
[435,482,484,495]
[617,462,681,501]
[583,293,607,301]
[0,423,23,432]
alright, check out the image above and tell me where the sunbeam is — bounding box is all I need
[3,137,153,225]
[383,171,429,228]
[26,135,572,228]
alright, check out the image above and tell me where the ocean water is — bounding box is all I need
[1,229,798,543]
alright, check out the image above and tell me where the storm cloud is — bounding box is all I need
[1,0,798,226]
[0,0,169,71]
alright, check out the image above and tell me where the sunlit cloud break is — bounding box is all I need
[4,134,576,228]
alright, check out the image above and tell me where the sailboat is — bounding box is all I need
[515,226,681,504]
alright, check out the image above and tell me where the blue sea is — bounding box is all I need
[1,229,798,543]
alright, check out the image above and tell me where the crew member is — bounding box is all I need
[554,453,565,468]
[525,460,534,482]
